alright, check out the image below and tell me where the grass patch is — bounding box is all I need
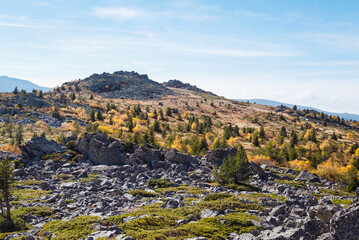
[13,189,51,201]
[274,179,307,189]
[272,170,296,180]
[239,193,286,202]
[154,184,208,195]
[12,206,53,218]
[147,179,172,188]
[319,188,355,197]
[128,190,161,198]
[332,199,353,206]
[80,173,99,183]
[204,193,233,201]
[224,183,261,192]
[104,199,261,240]
[40,215,101,240]
[14,180,43,186]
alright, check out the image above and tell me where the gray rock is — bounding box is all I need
[77,133,128,166]
[205,148,237,166]
[13,168,27,177]
[250,161,268,180]
[200,209,219,219]
[161,199,184,209]
[165,149,198,167]
[294,170,320,183]
[330,200,359,240]
[20,137,64,161]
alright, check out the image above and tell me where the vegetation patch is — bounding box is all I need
[12,206,53,218]
[154,184,208,195]
[274,179,307,189]
[147,179,172,188]
[80,173,99,183]
[39,215,101,240]
[127,190,161,198]
[204,193,233,201]
[319,188,354,197]
[13,189,51,201]
[332,199,353,206]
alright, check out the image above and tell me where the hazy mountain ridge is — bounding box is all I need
[238,98,359,121]
[0,76,51,93]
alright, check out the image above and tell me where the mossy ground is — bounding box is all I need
[40,215,101,240]
[104,195,262,240]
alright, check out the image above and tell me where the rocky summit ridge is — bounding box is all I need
[77,71,173,100]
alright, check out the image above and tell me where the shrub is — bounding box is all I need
[127,190,160,198]
[146,179,172,188]
[213,146,251,185]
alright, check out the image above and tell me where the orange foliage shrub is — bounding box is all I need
[315,160,348,181]
[0,144,21,154]
[287,159,311,171]
[249,155,276,167]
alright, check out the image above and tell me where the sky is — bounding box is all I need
[1,0,359,114]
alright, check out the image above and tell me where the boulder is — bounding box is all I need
[205,148,237,166]
[165,149,198,167]
[20,137,64,161]
[330,200,359,240]
[294,170,320,183]
[129,146,162,167]
[250,161,268,180]
[77,133,128,166]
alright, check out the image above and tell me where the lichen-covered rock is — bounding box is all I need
[76,133,128,166]
[330,200,359,240]
[20,137,64,161]
[294,170,320,183]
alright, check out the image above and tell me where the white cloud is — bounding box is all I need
[93,7,148,20]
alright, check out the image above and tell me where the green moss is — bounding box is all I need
[147,179,172,188]
[224,183,261,192]
[128,190,161,198]
[12,206,53,218]
[239,193,286,202]
[40,216,101,240]
[204,193,233,201]
[14,180,44,186]
[41,152,63,163]
[332,199,353,206]
[274,179,307,189]
[319,188,355,197]
[154,184,208,195]
[80,173,99,183]
[272,170,296,180]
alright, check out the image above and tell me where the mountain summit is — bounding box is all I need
[75,71,173,100]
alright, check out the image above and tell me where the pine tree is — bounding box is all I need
[38,90,43,98]
[0,156,14,220]
[89,109,96,122]
[96,110,104,121]
[13,87,18,95]
[280,126,287,137]
[213,145,251,185]
[14,124,23,145]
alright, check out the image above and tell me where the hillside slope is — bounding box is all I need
[0,76,50,93]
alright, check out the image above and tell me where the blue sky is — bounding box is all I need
[1,0,359,114]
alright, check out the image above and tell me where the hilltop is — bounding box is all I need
[71,71,173,100]
[163,79,217,96]
[0,70,359,239]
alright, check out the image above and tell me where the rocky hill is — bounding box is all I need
[76,71,173,100]
[0,70,359,239]
[163,79,217,96]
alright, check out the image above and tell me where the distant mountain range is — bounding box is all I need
[0,76,51,93]
[237,98,359,121]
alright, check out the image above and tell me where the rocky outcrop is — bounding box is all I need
[294,170,320,183]
[163,79,217,96]
[78,71,173,100]
[330,200,359,240]
[165,149,198,167]
[20,137,64,162]
[204,148,237,166]
[76,133,129,166]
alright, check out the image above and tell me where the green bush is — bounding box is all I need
[213,146,251,185]
[128,190,160,198]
